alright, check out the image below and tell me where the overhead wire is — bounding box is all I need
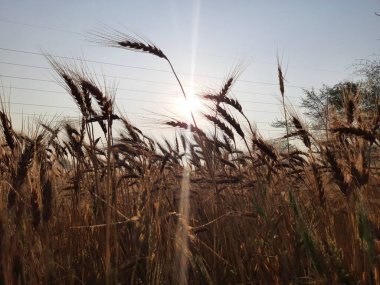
[0,85,293,115]
[0,19,328,138]
[0,18,348,75]
[0,71,304,101]
[0,47,307,89]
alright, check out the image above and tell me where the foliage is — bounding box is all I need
[301,59,380,131]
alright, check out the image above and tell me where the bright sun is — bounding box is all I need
[177,95,201,119]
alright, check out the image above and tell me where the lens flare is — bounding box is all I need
[177,94,201,119]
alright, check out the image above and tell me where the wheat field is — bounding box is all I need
[0,32,379,285]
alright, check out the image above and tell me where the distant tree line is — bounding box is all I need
[273,58,380,142]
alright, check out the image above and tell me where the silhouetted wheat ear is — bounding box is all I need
[202,75,239,104]
[81,83,97,117]
[94,31,167,60]
[180,133,187,152]
[166,120,188,130]
[331,127,377,144]
[40,123,60,144]
[47,56,91,118]
[174,136,179,153]
[372,103,380,131]
[81,80,111,118]
[218,157,237,169]
[343,87,360,125]
[284,150,307,166]
[8,141,35,208]
[16,142,35,181]
[346,99,355,124]
[165,120,206,137]
[218,77,234,98]
[42,180,53,222]
[324,147,349,196]
[216,105,245,139]
[311,163,325,207]
[201,93,214,100]
[65,123,80,137]
[202,79,236,119]
[291,116,311,148]
[278,67,285,97]
[120,117,141,142]
[291,116,303,130]
[65,75,88,116]
[350,155,369,188]
[252,136,277,161]
[0,111,16,150]
[223,134,234,153]
[213,138,229,153]
[118,40,167,59]
[221,97,242,113]
[64,123,84,158]
[30,190,41,228]
[80,82,111,136]
[204,114,235,141]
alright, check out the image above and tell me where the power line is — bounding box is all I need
[1,99,278,124]
[0,85,180,105]
[0,18,82,35]
[0,61,305,96]
[0,74,181,96]
[143,126,285,133]
[6,107,287,135]
[0,47,172,72]
[0,100,170,118]
[0,61,180,86]
[0,71,304,100]
[0,98,176,112]
[0,84,304,113]
[0,74,55,83]
[0,47,307,89]
[2,104,293,132]
[0,61,51,70]
[5,106,278,126]
[1,101,78,110]
[6,111,79,119]
[0,19,242,61]
[6,111,287,141]
[6,110,308,134]
[0,99,289,128]
[0,19,272,66]
[0,85,189,104]
[0,18,348,75]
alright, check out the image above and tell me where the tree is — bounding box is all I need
[355,58,380,106]
[271,58,380,143]
[300,59,380,133]
[301,82,358,130]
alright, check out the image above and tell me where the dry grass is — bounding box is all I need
[0,31,380,285]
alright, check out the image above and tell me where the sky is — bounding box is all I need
[0,0,379,140]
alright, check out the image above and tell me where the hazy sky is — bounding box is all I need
[0,0,379,139]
